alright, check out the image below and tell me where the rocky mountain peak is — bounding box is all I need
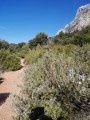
[57,4,90,34]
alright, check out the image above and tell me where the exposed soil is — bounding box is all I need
[0,58,26,120]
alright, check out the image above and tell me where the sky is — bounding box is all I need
[0,0,90,43]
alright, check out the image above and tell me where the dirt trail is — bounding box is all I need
[0,58,26,120]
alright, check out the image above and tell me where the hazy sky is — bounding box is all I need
[0,0,90,43]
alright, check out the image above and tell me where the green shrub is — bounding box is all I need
[50,44,76,56]
[17,44,29,58]
[0,40,9,49]
[14,46,90,120]
[25,45,45,65]
[0,50,21,71]
[0,65,3,74]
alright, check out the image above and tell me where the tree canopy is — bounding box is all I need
[29,32,48,49]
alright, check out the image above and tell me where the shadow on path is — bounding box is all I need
[17,65,24,70]
[0,77,4,84]
[0,93,10,106]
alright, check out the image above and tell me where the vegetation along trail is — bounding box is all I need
[0,58,25,120]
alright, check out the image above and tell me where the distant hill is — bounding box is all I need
[57,4,90,34]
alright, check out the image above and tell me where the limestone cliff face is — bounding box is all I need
[57,4,90,34]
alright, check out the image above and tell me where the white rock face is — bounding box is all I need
[57,4,90,34]
[56,29,63,35]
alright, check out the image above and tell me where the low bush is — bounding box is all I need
[0,50,21,71]
[0,65,3,74]
[14,45,90,120]
[50,44,76,56]
[17,44,30,58]
[25,45,45,65]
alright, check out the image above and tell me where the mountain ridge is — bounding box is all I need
[57,3,90,34]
